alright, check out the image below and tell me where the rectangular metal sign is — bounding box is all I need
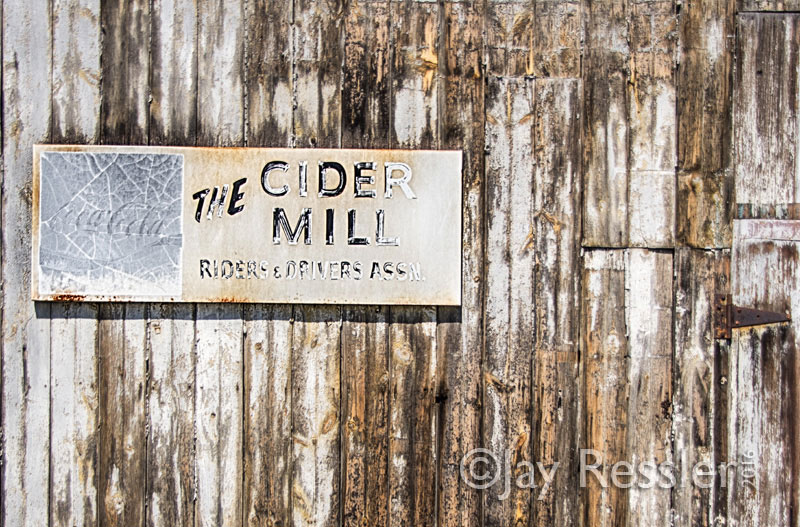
[32,145,462,305]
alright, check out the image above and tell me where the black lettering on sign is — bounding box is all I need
[207,185,229,219]
[319,161,346,197]
[354,162,376,198]
[200,259,212,278]
[273,208,312,245]
[376,209,399,246]
[347,209,369,245]
[262,161,290,196]
[227,178,247,215]
[326,209,335,245]
[299,162,308,197]
[193,189,210,223]
[384,162,416,199]
[370,261,382,280]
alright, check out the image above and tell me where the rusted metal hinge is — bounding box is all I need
[714,294,791,340]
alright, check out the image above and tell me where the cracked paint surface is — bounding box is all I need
[38,152,183,296]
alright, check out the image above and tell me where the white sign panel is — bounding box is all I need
[33,145,463,305]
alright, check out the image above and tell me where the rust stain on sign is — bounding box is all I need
[32,145,463,305]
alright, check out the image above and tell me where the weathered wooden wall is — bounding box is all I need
[2,1,799,526]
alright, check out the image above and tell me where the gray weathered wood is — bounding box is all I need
[483,75,535,526]
[735,15,800,207]
[677,0,734,249]
[530,78,582,527]
[2,2,53,525]
[243,304,292,527]
[147,304,195,527]
[582,249,673,526]
[150,0,197,145]
[50,303,99,527]
[438,2,485,526]
[728,220,800,527]
[672,248,730,527]
[97,304,147,527]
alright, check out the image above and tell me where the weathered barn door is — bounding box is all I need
[729,10,800,526]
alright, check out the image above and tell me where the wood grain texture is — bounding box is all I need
[533,0,581,78]
[728,221,800,527]
[341,306,389,527]
[739,0,800,11]
[100,0,149,144]
[672,248,730,527]
[243,304,293,527]
[438,2,484,527]
[97,304,147,527]
[50,303,99,527]
[530,78,582,527]
[483,75,535,527]
[487,0,533,77]
[150,0,197,145]
[582,0,629,247]
[195,305,244,527]
[245,0,292,146]
[2,1,53,524]
[582,249,673,527]
[146,305,195,527]
[291,306,342,527]
[583,0,677,248]
[735,14,800,207]
[676,0,734,248]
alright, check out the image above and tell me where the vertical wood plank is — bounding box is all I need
[293,0,343,148]
[290,1,344,526]
[532,0,581,78]
[729,223,800,527]
[582,0,628,247]
[739,0,800,12]
[627,0,676,247]
[387,307,438,527]
[486,0,533,78]
[340,2,391,526]
[97,304,147,527]
[50,303,99,527]
[735,15,800,207]
[581,249,674,526]
[245,0,293,146]
[672,248,730,527]
[2,1,52,524]
[195,2,246,526]
[388,3,440,526]
[150,0,197,145]
[195,305,244,527]
[341,306,389,527]
[146,2,197,526]
[146,305,195,527]
[676,0,734,248]
[49,1,101,526]
[291,306,342,527]
[530,78,582,527]
[582,250,628,527]
[438,2,485,527]
[52,0,101,143]
[623,250,673,525]
[483,76,535,527]
[243,305,292,527]
[100,0,149,145]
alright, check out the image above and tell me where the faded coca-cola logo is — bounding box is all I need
[48,202,173,236]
